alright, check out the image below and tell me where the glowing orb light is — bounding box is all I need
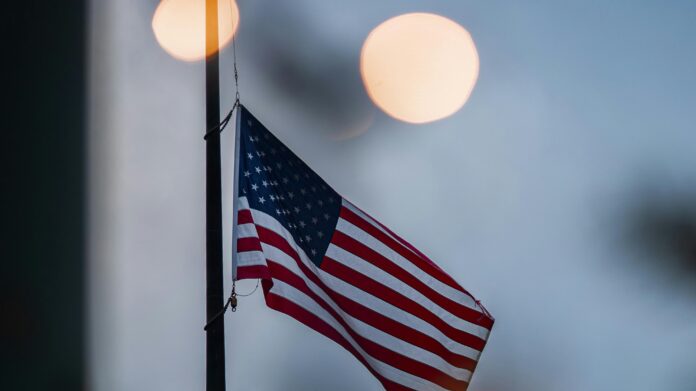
[152,0,239,61]
[360,13,479,124]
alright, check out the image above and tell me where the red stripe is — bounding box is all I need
[254,225,477,371]
[238,209,253,225]
[340,206,476,300]
[345,203,452,276]
[265,260,468,390]
[322,256,486,352]
[331,230,494,330]
[236,264,271,280]
[328,287,478,371]
[341,205,495,324]
[237,237,262,252]
[263,288,414,391]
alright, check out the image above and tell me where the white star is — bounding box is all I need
[282,177,289,184]
[270,148,277,155]
[269,194,276,201]
[276,209,281,215]
[311,186,317,193]
[311,249,317,256]
[317,200,324,207]
[262,180,269,187]
[247,119,252,127]
[312,217,318,224]
[288,192,294,199]
[300,188,306,195]
[251,183,259,191]
[306,203,312,210]
[249,136,255,142]
[258,196,265,204]
[276,163,283,169]
[294,207,301,214]
[243,170,250,177]
[323,213,330,220]
[305,235,311,242]
[317,231,324,238]
[299,221,306,228]
[255,166,262,173]
[247,153,253,160]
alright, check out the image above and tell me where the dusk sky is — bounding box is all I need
[88,1,696,390]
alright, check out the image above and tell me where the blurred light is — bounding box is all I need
[360,13,479,124]
[152,0,239,62]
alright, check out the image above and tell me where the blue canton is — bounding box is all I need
[237,105,341,267]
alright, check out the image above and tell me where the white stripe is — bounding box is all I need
[327,243,490,340]
[238,196,251,210]
[321,274,482,362]
[342,199,421,259]
[242,205,482,361]
[236,250,266,268]
[245,205,314,263]
[268,278,452,391]
[260,242,472,382]
[237,223,258,239]
[335,214,483,316]
[235,216,266,268]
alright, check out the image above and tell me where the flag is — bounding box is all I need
[234,105,494,391]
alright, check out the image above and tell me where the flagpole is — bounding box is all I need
[205,0,226,390]
[231,104,241,280]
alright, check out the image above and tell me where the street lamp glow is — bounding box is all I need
[360,13,479,124]
[152,0,239,61]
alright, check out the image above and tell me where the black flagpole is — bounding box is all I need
[205,0,226,390]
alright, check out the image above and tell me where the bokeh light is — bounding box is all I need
[360,13,479,124]
[152,0,239,62]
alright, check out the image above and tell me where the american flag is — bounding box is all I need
[234,105,494,390]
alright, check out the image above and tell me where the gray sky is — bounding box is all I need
[89,1,696,390]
